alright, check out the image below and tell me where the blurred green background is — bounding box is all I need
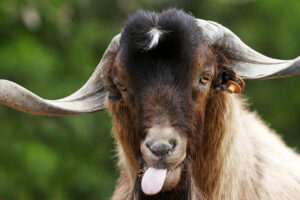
[0,0,299,199]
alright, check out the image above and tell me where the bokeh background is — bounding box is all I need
[0,0,299,199]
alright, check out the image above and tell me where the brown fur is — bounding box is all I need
[106,42,231,199]
[105,17,300,200]
[109,90,300,200]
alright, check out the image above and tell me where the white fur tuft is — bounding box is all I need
[146,28,164,50]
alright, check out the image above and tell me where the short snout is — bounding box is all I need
[146,140,176,157]
[141,125,187,169]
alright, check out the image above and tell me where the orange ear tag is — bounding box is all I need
[236,76,245,89]
[226,80,242,94]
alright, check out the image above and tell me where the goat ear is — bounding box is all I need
[213,62,245,94]
[0,34,120,116]
[226,78,245,94]
[214,72,245,94]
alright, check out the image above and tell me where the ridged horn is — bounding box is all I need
[197,19,300,79]
[0,34,120,116]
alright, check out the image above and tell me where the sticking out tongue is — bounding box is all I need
[141,167,167,195]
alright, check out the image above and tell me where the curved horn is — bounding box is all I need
[0,34,120,116]
[197,19,300,79]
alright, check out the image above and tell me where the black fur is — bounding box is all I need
[119,9,206,199]
[120,9,203,91]
[119,9,204,140]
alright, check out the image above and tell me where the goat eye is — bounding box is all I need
[116,82,128,93]
[199,76,210,84]
[119,85,127,92]
[108,92,121,101]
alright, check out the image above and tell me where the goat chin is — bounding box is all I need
[162,166,182,191]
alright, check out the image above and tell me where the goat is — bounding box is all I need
[1,9,300,200]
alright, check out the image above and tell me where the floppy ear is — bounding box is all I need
[197,19,300,80]
[0,34,120,116]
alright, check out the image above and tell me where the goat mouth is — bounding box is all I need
[140,161,183,196]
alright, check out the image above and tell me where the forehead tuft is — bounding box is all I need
[120,9,203,87]
[146,27,165,51]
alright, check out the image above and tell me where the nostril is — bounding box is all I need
[146,141,152,150]
[148,142,173,156]
[169,139,177,149]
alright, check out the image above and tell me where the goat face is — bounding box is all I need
[1,7,299,200]
[105,9,223,195]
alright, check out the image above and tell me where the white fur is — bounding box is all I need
[211,95,300,200]
[146,28,163,50]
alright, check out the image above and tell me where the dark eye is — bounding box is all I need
[108,92,121,100]
[108,84,122,101]
[199,76,210,84]
[119,85,127,92]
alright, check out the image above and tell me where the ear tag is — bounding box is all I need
[226,80,242,94]
[236,76,245,89]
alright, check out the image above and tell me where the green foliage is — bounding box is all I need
[0,0,299,199]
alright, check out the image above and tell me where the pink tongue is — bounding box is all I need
[141,167,167,195]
